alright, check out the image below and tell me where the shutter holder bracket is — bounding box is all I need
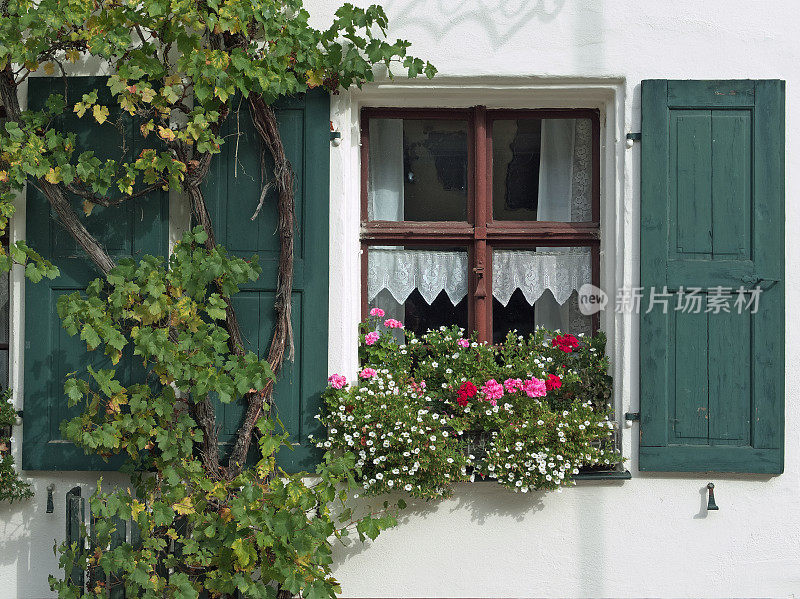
[624,411,640,422]
[626,132,641,148]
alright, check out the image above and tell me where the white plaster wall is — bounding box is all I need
[1,1,798,597]
[320,1,800,597]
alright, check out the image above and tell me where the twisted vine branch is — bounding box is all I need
[223,95,296,478]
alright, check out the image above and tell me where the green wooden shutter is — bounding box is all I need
[23,77,168,470]
[639,80,784,473]
[202,91,328,472]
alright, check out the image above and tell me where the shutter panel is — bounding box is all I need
[203,91,328,472]
[639,80,784,473]
[23,77,168,470]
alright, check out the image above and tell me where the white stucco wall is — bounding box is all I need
[1,1,798,597]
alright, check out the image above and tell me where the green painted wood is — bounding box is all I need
[23,77,168,470]
[640,79,784,473]
[671,309,708,442]
[709,307,750,444]
[639,445,783,473]
[202,91,328,472]
[665,80,755,108]
[672,110,712,258]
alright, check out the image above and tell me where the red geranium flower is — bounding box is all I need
[552,334,579,353]
[456,381,478,406]
[545,374,562,391]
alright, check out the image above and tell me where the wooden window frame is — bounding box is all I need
[360,106,601,343]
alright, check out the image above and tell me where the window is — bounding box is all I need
[360,107,600,343]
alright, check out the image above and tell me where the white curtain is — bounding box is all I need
[366,118,592,334]
[367,119,404,221]
[367,119,406,336]
[535,118,576,331]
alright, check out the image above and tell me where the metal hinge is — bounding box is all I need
[624,412,640,421]
[626,132,641,142]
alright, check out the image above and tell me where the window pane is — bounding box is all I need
[492,248,592,343]
[367,247,468,338]
[368,119,468,222]
[492,118,593,222]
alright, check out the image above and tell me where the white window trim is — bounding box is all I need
[327,77,635,462]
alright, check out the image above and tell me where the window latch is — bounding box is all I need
[473,265,485,278]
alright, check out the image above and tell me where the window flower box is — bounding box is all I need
[316,312,622,499]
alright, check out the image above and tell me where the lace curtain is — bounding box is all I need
[367,247,590,308]
[367,118,593,333]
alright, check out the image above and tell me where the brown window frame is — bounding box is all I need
[360,106,601,343]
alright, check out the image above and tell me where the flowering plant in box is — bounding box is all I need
[315,310,622,499]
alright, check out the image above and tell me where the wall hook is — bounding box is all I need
[46,483,55,513]
[707,482,719,511]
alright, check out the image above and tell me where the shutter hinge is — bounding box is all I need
[624,411,640,421]
[626,132,641,141]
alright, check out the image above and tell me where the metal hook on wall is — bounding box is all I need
[46,483,55,514]
[707,482,719,511]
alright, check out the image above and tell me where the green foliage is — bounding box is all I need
[318,316,622,498]
[0,388,33,503]
[48,229,400,598]
[0,0,435,258]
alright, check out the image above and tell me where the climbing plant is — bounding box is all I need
[49,230,402,598]
[0,0,433,596]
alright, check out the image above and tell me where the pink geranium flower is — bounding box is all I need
[384,318,403,329]
[523,377,547,398]
[365,331,380,346]
[457,339,470,348]
[369,307,385,318]
[504,378,523,393]
[482,379,504,402]
[359,367,377,379]
[328,374,347,389]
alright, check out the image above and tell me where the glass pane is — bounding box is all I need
[367,247,468,338]
[492,118,593,222]
[368,118,468,222]
[492,248,592,343]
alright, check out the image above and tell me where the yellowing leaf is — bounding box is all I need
[158,126,176,142]
[92,104,109,124]
[231,537,252,568]
[43,62,55,75]
[305,69,324,88]
[172,495,195,515]
[66,49,80,63]
[131,500,145,519]
[140,87,156,103]
[45,167,60,184]
[82,200,95,216]
[140,121,154,137]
